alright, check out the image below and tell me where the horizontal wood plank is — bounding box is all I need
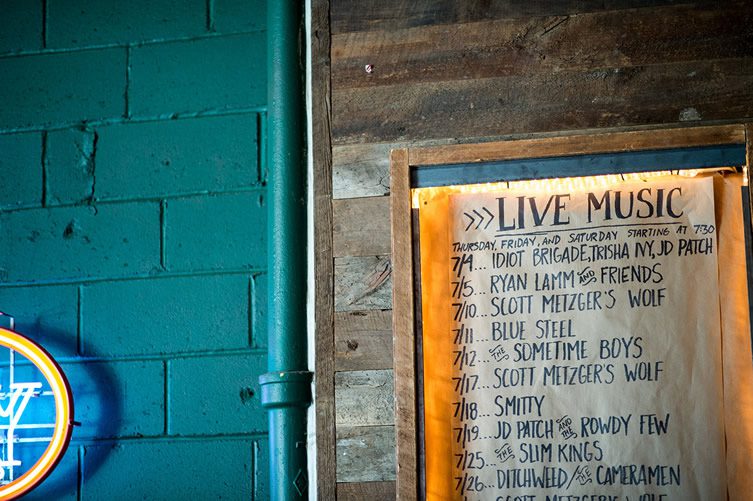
[333,143,393,199]
[335,369,395,426]
[337,425,397,483]
[333,3,752,90]
[333,139,463,199]
[409,123,746,166]
[335,255,392,311]
[335,309,393,371]
[332,125,746,198]
[333,57,753,144]
[337,481,396,501]
[331,0,698,34]
[333,196,391,257]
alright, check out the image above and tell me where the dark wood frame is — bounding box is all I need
[311,0,337,498]
[390,123,751,500]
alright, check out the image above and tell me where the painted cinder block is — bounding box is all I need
[169,352,267,435]
[0,49,126,129]
[81,274,251,357]
[0,0,42,54]
[214,0,266,33]
[46,0,206,48]
[61,360,165,439]
[0,132,42,208]
[166,191,266,271]
[0,202,160,283]
[251,273,267,348]
[95,115,258,200]
[129,33,266,117]
[23,444,79,501]
[254,437,269,499]
[83,439,255,500]
[46,128,96,205]
[0,284,78,358]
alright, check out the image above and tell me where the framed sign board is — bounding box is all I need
[390,124,753,501]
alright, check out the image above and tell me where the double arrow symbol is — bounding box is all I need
[463,207,495,231]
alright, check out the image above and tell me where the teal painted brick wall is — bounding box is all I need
[46,128,97,205]
[0,1,268,498]
[0,133,42,208]
[0,1,43,54]
[130,34,266,116]
[94,116,260,199]
[82,275,253,356]
[214,0,267,32]
[0,49,127,129]
[47,0,208,48]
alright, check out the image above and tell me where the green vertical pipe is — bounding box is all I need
[259,1,312,500]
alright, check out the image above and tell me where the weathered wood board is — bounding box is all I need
[326,0,753,493]
[335,369,395,426]
[331,0,708,34]
[336,425,397,483]
[332,2,753,145]
[333,196,391,257]
[335,309,393,371]
[337,481,397,501]
[334,255,392,311]
[334,58,753,144]
[333,4,751,88]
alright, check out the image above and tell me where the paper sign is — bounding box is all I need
[442,176,726,500]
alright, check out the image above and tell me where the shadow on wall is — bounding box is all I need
[12,325,123,500]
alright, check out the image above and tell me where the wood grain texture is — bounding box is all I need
[334,255,392,311]
[409,123,746,166]
[336,425,397,483]
[331,0,702,34]
[390,148,417,500]
[337,481,397,501]
[329,0,753,494]
[333,196,391,257]
[333,3,752,89]
[334,57,753,144]
[311,0,337,497]
[335,369,395,426]
[333,143,393,199]
[332,139,460,199]
[335,309,393,371]
[332,125,747,202]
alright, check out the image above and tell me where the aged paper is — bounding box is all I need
[715,173,753,500]
[422,175,727,500]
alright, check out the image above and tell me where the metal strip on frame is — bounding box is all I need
[410,144,747,188]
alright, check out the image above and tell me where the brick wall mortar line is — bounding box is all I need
[71,432,269,446]
[0,29,267,60]
[248,276,255,347]
[40,131,48,207]
[257,111,267,184]
[0,106,268,135]
[252,439,260,497]
[77,285,84,356]
[160,199,168,271]
[0,186,267,213]
[124,46,132,119]
[52,347,269,366]
[0,267,268,288]
[164,360,171,435]
[41,0,48,49]
[207,0,216,32]
[77,445,84,501]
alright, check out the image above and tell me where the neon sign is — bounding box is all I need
[0,327,73,500]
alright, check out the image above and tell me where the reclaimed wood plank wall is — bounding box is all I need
[326,0,753,498]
